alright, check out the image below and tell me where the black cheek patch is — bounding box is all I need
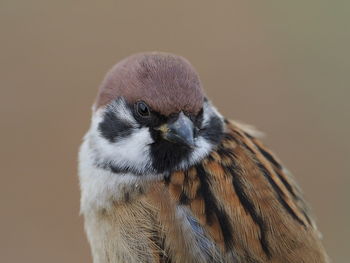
[98,110,133,143]
[200,115,224,145]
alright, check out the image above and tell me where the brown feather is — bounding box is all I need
[162,120,329,262]
[88,120,328,262]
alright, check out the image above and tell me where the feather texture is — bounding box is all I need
[160,120,328,262]
[80,52,329,262]
[88,120,328,263]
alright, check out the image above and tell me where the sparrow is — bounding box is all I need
[79,52,329,263]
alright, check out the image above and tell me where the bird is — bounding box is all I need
[78,52,329,263]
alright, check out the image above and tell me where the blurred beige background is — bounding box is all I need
[1,1,349,262]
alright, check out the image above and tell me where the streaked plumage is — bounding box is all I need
[79,52,329,262]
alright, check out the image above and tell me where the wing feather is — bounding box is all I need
[166,120,328,262]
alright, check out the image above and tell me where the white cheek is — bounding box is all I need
[101,128,154,171]
[89,108,154,173]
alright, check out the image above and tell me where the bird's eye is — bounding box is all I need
[136,101,150,117]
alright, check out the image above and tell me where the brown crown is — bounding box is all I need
[95,52,204,116]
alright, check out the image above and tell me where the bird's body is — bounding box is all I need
[79,52,328,262]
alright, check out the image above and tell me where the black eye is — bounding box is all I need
[136,101,150,117]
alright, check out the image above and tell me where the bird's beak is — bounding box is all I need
[157,112,195,148]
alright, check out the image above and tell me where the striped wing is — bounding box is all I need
[166,120,328,262]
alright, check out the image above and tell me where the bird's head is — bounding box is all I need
[84,52,224,177]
